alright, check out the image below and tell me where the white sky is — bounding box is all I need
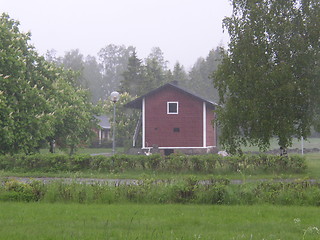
[0,0,232,69]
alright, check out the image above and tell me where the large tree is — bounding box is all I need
[214,0,320,153]
[172,62,188,85]
[187,47,221,101]
[98,44,135,98]
[83,55,104,103]
[143,47,170,94]
[0,14,99,154]
[59,49,87,88]
[120,50,145,96]
[0,13,56,154]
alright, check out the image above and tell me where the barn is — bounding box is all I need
[126,82,218,155]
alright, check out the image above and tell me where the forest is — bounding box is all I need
[46,45,221,104]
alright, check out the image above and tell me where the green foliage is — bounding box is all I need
[120,47,171,97]
[0,14,100,155]
[120,50,145,96]
[2,177,320,207]
[98,44,135,97]
[104,92,140,150]
[0,179,45,202]
[214,0,320,153]
[0,153,307,175]
[185,47,221,101]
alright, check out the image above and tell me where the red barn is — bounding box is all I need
[126,82,218,155]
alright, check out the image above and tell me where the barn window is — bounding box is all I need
[167,102,178,114]
[173,127,180,132]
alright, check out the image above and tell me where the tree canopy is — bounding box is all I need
[214,0,320,153]
[0,13,99,154]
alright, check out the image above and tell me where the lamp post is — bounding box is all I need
[110,91,120,155]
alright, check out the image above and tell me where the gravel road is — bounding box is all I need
[2,177,319,185]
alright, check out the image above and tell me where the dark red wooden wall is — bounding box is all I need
[144,86,215,148]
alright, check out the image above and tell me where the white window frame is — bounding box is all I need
[167,101,179,114]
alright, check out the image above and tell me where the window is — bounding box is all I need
[167,102,178,114]
[173,128,180,132]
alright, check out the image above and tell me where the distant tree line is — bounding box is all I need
[45,45,222,104]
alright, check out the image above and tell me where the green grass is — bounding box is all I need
[241,137,320,152]
[0,203,320,239]
[302,153,320,179]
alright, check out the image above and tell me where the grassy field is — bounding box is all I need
[0,203,320,240]
[1,144,320,239]
[241,137,320,152]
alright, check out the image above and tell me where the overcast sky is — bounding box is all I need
[1,0,232,69]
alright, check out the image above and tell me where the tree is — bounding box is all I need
[147,47,169,71]
[59,49,87,88]
[51,76,99,155]
[187,48,221,101]
[98,44,135,98]
[214,0,320,153]
[0,13,55,154]
[172,62,188,85]
[83,55,104,103]
[0,14,100,154]
[120,50,145,96]
[104,92,139,151]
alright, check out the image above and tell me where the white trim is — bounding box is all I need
[142,97,145,149]
[142,146,216,150]
[203,102,206,147]
[98,129,102,145]
[167,101,179,114]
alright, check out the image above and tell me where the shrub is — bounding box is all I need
[0,179,44,202]
[69,154,92,171]
[0,153,307,174]
[1,178,320,205]
[146,154,162,170]
[0,155,15,170]
[166,153,190,173]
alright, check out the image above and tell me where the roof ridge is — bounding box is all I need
[125,82,218,109]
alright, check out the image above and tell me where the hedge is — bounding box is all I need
[0,153,307,174]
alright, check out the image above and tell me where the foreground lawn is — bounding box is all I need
[0,203,320,240]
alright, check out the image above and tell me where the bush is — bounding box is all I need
[1,178,320,205]
[0,179,44,202]
[0,153,307,174]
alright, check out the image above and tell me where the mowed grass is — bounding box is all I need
[1,203,320,240]
[240,137,320,153]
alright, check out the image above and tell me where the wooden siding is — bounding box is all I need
[144,86,204,148]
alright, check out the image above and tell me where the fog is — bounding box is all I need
[0,0,232,68]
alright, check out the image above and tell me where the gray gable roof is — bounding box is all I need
[125,82,218,109]
[95,115,111,129]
